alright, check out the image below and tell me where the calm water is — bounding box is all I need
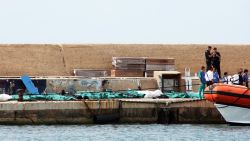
[0,124,249,141]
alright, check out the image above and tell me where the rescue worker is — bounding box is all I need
[222,72,229,84]
[211,47,221,78]
[198,66,206,99]
[213,69,220,83]
[205,66,214,86]
[243,69,249,88]
[205,46,212,71]
[232,68,243,85]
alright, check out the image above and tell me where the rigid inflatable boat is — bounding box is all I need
[204,83,250,125]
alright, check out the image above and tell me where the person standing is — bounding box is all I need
[205,67,214,86]
[232,68,243,85]
[222,72,229,84]
[9,81,16,95]
[205,46,212,71]
[213,69,220,83]
[243,69,249,88]
[211,47,221,78]
[198,66,206,99]
[5,79,10,94]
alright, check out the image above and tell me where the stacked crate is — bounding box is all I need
[145,58,175,77]
[111,57,145,77]
[73,69,109,77]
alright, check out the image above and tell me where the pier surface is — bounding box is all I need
[0,99,225,124]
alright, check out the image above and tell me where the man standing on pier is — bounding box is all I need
[243,69,249,88]
[198,66,206,99]
[205,46,212,71]
[211,47,221,78]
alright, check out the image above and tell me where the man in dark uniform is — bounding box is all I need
[243,69,249,88]
[211,47,221,78]
[205,46,212,71]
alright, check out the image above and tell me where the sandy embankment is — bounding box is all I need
[0,44,249,76]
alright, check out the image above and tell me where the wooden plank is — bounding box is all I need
[113,60,146,65]
[145,71,154,77]
[112,57,146,65]
[146,64,175,71]
[112,64,145,70]
[146,58,175,65]
[73,69,109,77]
[111,69,144,77]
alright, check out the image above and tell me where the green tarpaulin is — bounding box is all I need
[162,91,200,98]
[74,90,145,100]
[9,90,199,101]
[10,93,76,101]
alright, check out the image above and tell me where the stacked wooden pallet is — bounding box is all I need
[111,57,176,77]
[73,69,108,77]
[111,57,145,77]
[145,58,175,77]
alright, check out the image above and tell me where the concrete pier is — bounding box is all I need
[0,99,225,124]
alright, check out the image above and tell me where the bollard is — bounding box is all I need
[17,89,25,102]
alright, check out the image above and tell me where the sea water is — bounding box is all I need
[0,124,249,141]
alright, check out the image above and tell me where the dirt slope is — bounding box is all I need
[0,44,249,76]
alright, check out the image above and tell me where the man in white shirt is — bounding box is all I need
[205,67,214,86]
[222,72,233,85]
[232,68,243,85]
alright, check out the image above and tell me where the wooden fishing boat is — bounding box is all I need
[204,83,250,125]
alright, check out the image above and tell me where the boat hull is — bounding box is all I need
[204,84,250,108]
[204,84,250,125]
[215,104,250,125]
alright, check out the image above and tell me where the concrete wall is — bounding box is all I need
[0,100,225,124]
[46,79,102,94]
[165,99,225,124]
[0,101,119,124]
[0,77,158,94]
[46,78,158,93]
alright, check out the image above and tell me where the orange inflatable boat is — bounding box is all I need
[204,83,250,108]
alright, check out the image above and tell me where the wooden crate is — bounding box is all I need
[112,57,146,70]
[73,69,109,77]
[112,57,145,65]
[146,64,175,71]
[146,58,175,65]
[145,71,154,77]
[112,64,145,70]
[111,69,144,77]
